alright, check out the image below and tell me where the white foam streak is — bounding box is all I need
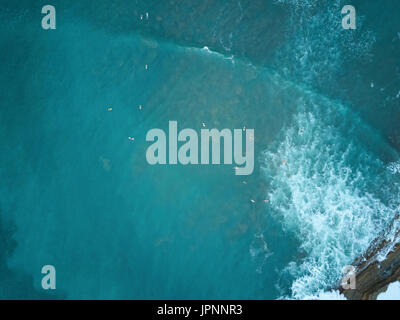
[262,97,400,299]
[377,282,400,300]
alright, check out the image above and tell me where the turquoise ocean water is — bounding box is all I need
[1,0,400,299]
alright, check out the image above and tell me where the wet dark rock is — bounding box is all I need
[340,225,400,300]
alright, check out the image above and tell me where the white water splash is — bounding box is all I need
[377,281,400,300]
[262,94,400,299]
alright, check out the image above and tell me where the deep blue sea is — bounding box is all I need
[1,0,400,299]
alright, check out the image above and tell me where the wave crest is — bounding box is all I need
[262,95,400,299]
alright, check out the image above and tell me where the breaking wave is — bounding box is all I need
[261,93,400,299]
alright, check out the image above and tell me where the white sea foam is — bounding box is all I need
[377,281,400,300]
[261,94,400,299]
[303,290,347,300]
[273,0,375,87]
[200,46,236,64]
[263,0,395,300]
[388,160,400,175]
[250,233,273,274]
